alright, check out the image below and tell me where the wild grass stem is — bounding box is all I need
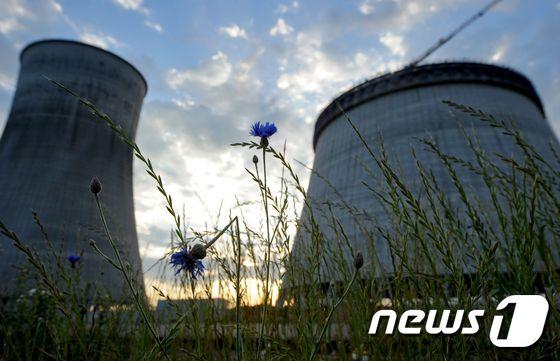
[308,267,359,361]
[92,194,170,361]
[235,217,243,361]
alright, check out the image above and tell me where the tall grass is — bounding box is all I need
[1,82,560,360]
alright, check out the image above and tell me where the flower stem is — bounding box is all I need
[93,194,170,361]
[235,217,243,361]
[308,269,359,361]
[257,144,272,360]
[205,216,238,250]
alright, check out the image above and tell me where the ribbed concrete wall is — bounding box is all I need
[0,40,146,297]
[291,62,559,283]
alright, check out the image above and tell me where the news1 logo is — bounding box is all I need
[368,295,549,347]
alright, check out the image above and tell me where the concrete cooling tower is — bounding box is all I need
[290,62,559,285]
[0,40,146,297]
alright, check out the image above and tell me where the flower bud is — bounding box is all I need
[90,177,102,194]
[353,251,364,270]
[253,155,259,164]
[260,137,269,147]
[190,243,207,259]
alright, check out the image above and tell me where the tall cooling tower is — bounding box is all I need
[290,62,559,285]
[0,40,146,297]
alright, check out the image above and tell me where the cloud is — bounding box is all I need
[277,1,300,14]
[112,0,149,15]
[140,242,169,260]
[144,20,163,32]
[275,30,388,115]
[0,0,40,35]
[50,0,62,13]
[0,73,15,92]
[0,18,22,35]
[171,96,195,109]
[166,52,232,89]
[359,0,375,15]
[0,0,69,39]
[113,0,163,34]
[491,47,504,62]
[306,0,470,40]
[268,0,475,125]
[485,33,512,63]
[269,18,293,37]
[80,31,121,50]
[219,24,248,39]
[379,31,406,57]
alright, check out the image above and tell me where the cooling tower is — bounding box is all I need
[290,62,559,285]
[0,40,146,297]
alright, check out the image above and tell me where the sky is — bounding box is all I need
[0,0,559,298]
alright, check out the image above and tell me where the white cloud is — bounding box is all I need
[80,31,121,50]
[491,48,504,62]
[0,73,15,92]
[277,31,383,94]
[219,24,248,39]
[171,96,195,109]
[274,29,390,127]
[166,52,232,89]
[339,0,474,37]
[379,31,406,57]
[489,34,512,63]
[269,18,294,37]
[0,0,33,35]
[277,4,289,14]
[406,1,421,15]
[50,0,62,13]
[1,0,28,18]
[0,18,22,35]
[112,0,149,15]
[140,243,169,260]
[113,0,162,34]
[145,20,163,32]
[359,0,375,15]
[0,0,68,36]
[277,1,299,14]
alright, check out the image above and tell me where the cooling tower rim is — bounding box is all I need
[313,61,545,150]
[20,39,147,96]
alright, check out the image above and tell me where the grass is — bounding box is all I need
[1,81,560,360]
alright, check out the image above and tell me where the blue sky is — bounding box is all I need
[1,0,559,292]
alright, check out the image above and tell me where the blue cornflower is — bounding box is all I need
[170,247,205,279]
[250,122,277,139]
[67,254,81,268]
